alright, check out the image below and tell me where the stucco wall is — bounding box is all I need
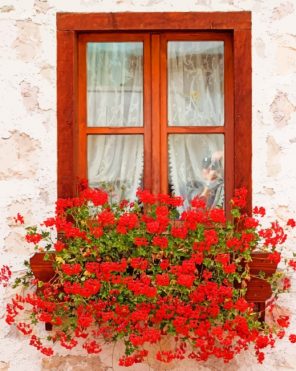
[1,0,296,370]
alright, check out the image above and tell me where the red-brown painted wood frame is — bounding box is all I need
[77,33,152,189]
[57,12,252,212]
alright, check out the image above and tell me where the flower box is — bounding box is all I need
[30,251,277,314]
[244,252,277,303]
[30,253,55,282]
[7,187,293,365]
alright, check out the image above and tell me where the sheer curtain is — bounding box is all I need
[86,41,224,205]
[168,42,224,209]
[87,42,144,201]
[169,134,224,209]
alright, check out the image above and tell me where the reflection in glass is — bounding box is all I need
[168,41,224,126]
[168,134,224,209]
[87,42,143,127]
[88,135,143,201]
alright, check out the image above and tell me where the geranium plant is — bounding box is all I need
[3,185,296,366]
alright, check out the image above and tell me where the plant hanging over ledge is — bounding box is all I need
[2,183,296,366]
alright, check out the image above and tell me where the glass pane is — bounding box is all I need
[168,41,224,126]
[87,135,143,201]
[87,42,143,127]
[168,134,224,209]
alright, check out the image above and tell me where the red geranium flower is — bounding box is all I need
[177,274,195,288]
[156,274,170,286]
[231,187,248,208]
[54,240,65,252]
[98,210,115,227]
[253,206,266,217]
[14,213,24,224]
[267,251,281,264]
[152,236,168,249]
[287,218,296,228]
[61,263,82,276]
[25,233,42,244]
[277,315,290,328]
[171,226,188,239]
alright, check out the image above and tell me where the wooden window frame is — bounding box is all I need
[57,12,252,212]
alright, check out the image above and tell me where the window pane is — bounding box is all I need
[87,135,143,200]
[168,41,224,126]
[169,134,224,209]
[87,42,143,127]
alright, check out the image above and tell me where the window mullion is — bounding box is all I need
[159,33,168,195]
[151,33,162,195]
[143,33,152,192]
[224,34,235,217]
[77,37,87,187]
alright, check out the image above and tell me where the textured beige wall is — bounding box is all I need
[1,0,296,370]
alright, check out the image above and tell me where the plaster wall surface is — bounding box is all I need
[0,0,296,370]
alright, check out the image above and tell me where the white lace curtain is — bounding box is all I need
[87,42,144,201]
[168,42,224,209]
[87,41,224,206]
[168,41,224,126]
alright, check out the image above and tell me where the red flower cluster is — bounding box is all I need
[64,279,101,297]
[268,251,281,264]
[231,187,248,208]
[6,186,296,366]
[259,221,287,247]
[54,241,65,252]
[80,187,108,206]
[14,213,24,224]
[287,218,296,228]
[152,236,168,248]
[61,263,82,276]
[25,233,42,244]
[98,210,115,227]
[253,206,266,217]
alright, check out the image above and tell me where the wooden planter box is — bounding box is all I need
[30,251,277,321]
[244,252,276,302]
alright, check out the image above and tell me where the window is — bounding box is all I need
[57,12,252,214]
